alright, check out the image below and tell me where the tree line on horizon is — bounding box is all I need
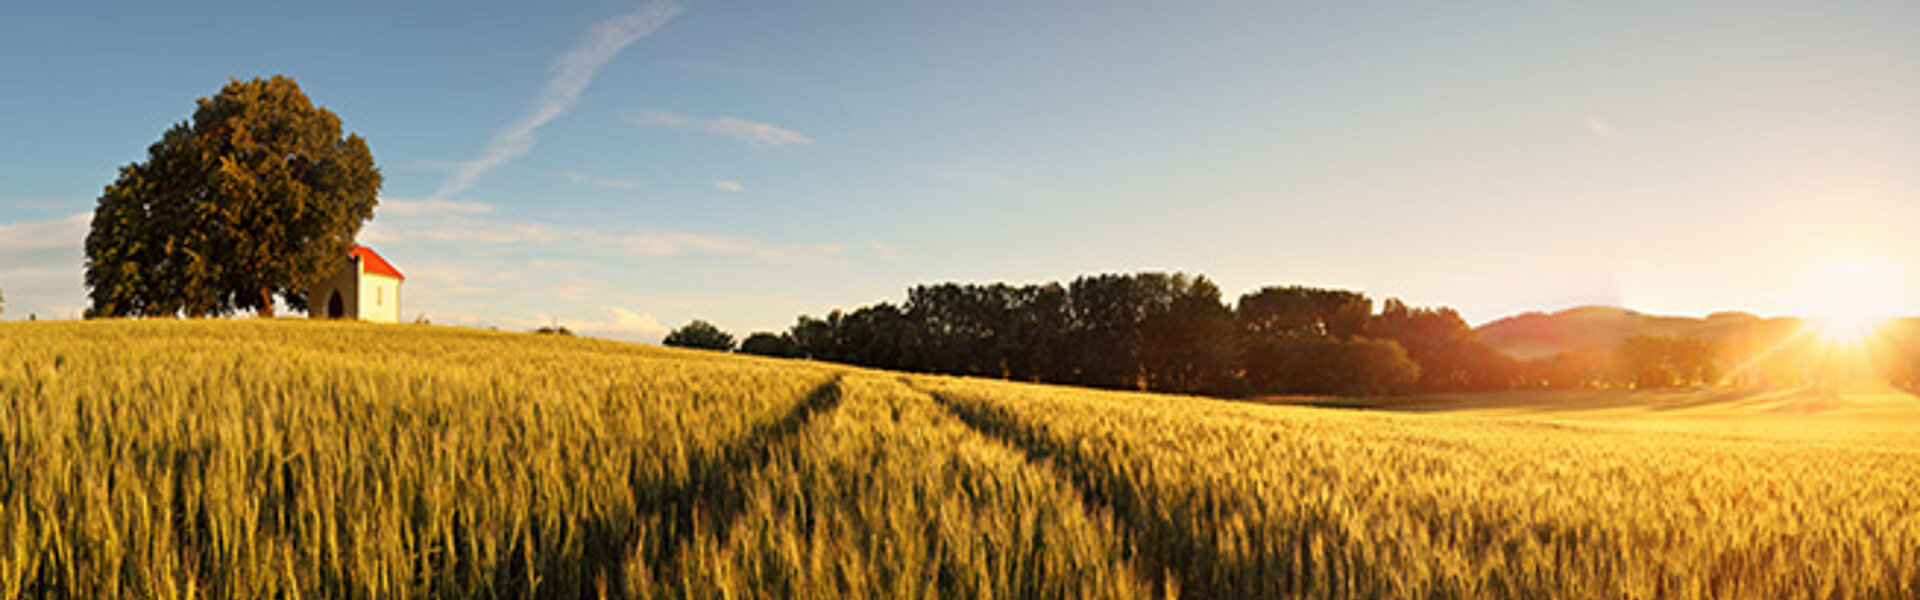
[672,273,1523,396]
[669,271,1920,397]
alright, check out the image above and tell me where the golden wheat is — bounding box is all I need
[920,375,1920,598]
[6,319,1918,598]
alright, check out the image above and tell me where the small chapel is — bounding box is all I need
[309,245,404,322]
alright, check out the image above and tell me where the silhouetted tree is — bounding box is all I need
[1234,286,1420,396]
[1242,337,1419,396]
[779,272,1530,398]
[1137,274,1237,395]
[1522,351,1609,389]
[835,303,921,370]
[1368,299,1520,391]
[908,283,1015,376]
[738,331,802,358]
[664,320,735,351]
[790,314,840,361]
[1003,283,1073,382]
[86,75,381,318]
[1065,274,1152,389]
[1880,320,1920,389]
[1237,286,1371,340]
[1614,335,1716,388]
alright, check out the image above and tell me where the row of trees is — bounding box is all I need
[682,273,1520,397]
[663,273,1777,397]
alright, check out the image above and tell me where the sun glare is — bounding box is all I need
[1795,256,1900,345]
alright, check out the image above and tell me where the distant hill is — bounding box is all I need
[1473,306,1800,361]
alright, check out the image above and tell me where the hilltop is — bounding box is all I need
[1475,305,1797,360]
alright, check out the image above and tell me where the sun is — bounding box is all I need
[1794,256,1901,345]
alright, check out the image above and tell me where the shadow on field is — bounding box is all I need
[923,387,1259,599]
[626,375,846,587]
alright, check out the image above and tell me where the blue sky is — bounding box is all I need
[3,1,1917,340]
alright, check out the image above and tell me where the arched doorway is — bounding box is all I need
[327,291,345,319]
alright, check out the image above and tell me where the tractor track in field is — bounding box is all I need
[914,382,1223,599]
[628,374,846,584]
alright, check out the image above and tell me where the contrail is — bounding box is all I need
[430,0,681,201]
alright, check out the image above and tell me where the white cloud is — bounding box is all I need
[626,109,815,148]
[519,306,670,341]
[712,180,745,193]
[563,171,642,190]
[607,307,667,335]
[399,262,525,300]
[604,230,840,261]
[365,217,562,246]
[377,197,497,218]
[0,212,88,252]
[1586,113,1615,138]
[429,0,680,201]
[707,117,815,148]
[868,240,906,263]
[526,257,590,271]
[362,213,840,262]
[0,212,89,320]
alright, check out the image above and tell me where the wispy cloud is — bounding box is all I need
[608,231,840,260]
[524,307,670,339]
[563,171,642,190]
[429,0,680,201]
[0,213,88,252]
[377,197,497,218]
[627,109,815,148]
[363,214,841,262]
[0,212,89,319]
[1585,113,1615,138]
[712,180,745,193]
[868,240,906,263]
[424,306,669,341]
[708,117,814,147]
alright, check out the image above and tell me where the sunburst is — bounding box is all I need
[1795,256,1899,346]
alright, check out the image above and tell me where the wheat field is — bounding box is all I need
[4,320,1919,598]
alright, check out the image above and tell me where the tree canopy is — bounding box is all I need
[738,332,802,358]
[86,75,382,318]
[776,272,1516,397]
[664,320,736,351]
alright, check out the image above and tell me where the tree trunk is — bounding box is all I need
[259,288,275,318]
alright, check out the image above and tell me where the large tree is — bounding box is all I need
[663,320,737,352]
[86,75,382,318]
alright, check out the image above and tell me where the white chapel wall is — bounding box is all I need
[358,273,401,323]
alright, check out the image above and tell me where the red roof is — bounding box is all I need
[352,245,404,280]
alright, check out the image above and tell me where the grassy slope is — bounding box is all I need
[5,320,1920,598]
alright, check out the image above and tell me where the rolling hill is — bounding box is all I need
[1473,305,1801,361]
